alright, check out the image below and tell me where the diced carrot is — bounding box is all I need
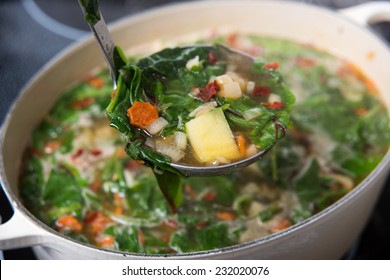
[116,148,127,159]
[355,107,368,116]
[184,184,197,199]
[90,180,102,192]
[84,211,110,237]
[71,97,94,109]
[216,211,236,221]
[56,215,83,233]
[226,33,238,48]
[338,63,378,94]
[195,221,208,230]
[202,192,217,202]
[44,140,61,154]
[263,62,279,70]
[160,235,171,243]
[236,133,246,156]
[96,235,115,248]
[127,101,159,129]
[295,57,316,68]
[88,77,105,88]
[272,218,291,232]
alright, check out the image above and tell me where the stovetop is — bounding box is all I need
[0,0,389,259]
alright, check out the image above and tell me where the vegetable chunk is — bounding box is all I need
[186,108,240,163]
[127,101,159,129]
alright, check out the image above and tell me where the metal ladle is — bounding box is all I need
[78,1,269,176]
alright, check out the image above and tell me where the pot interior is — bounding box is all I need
[1,0,390,258]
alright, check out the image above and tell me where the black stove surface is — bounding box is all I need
[0,0,389,260]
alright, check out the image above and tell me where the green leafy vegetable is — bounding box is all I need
[107,45,295,212]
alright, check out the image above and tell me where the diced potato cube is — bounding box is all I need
[185,108,240,163]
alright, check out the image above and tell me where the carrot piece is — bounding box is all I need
[71,97,94,109]
[263,62,279,70]
[90,180,102,192]
[56,215,83,233]
[195,220,208,230]
[355,107,368,117]
[236,133,246,156]
[127,101,159,129]
[184,184,197,199]
[216,211,236,221]
[84,211,110,236]
[44,140,61,154]
[88,77,105,88]
[160,235,171,243]
[202,192,217,201]
[96,235,115,248]
[295,57,316,68]
[272,218,291,232]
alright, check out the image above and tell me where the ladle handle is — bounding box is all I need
[78,1,117,88]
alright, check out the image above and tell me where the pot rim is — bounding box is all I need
[1,0,390,258]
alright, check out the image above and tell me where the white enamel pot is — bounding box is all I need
[1,0,390,259]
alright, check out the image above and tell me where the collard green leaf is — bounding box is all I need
[106,45,295,212]
[43,165,84,221]
[292,158,322,209]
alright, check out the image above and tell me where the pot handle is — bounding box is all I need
[0,206,53,250]
[340,1,390,26]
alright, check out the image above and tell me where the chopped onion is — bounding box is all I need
[226,71,246,91]
[246,81,255,94]
[144,138,155,149]
[189,101,217,117]
[189,87,200,97]
[210,156,231,166]
[215,74,233,85]
[268,93,281,104]
[124,170,135,188]
[146,117,169,135]
[174,131,187,150]
[245,144,258,157]
[243,108,262,120]
[177,115,184,130]
[186,55,200,70]
[155,140,185,162]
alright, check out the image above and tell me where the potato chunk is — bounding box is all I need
[185,108,240,163]
[215,75,242,99]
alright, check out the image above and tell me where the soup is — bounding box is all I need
[110,45,294,167]
[19,33,390,254]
